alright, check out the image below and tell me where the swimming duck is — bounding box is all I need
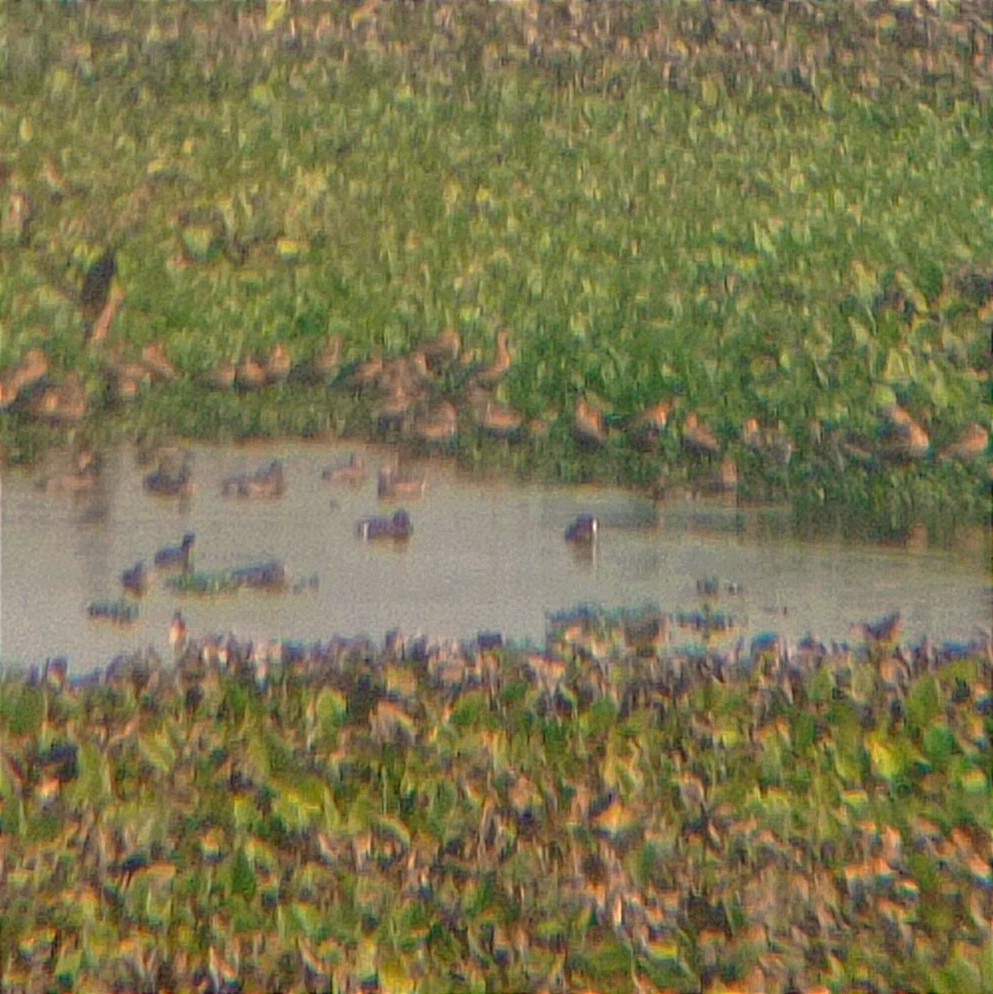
[322,453,367,485]
[154,533,195,571]
[144,460,195,498]
[222,460,285,498]
[377,465,426,500]
[38,448,102,496]
[121,561,150,596]
[696,577,719,597]
[230,560,287,590]
[565,514,599,543]
[357,509,414,541]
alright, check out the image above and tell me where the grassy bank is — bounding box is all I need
[0,1,991,534]
[0,612,990,992]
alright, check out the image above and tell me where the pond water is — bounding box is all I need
[1,439,990,676]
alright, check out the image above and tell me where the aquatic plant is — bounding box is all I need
[0,611,989,992]
[0,1,988,533]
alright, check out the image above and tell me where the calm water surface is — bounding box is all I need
[1,440,989,675]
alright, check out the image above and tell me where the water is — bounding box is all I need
[1,440,989,675]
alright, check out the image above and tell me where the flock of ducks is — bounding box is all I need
[2,318,990,492]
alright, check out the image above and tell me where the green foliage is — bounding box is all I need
[0,1,988,529]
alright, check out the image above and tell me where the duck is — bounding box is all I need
[87,284,125,344]
[37,447,102,496]
[141,342,179,382]
[154,533,195,571]
[573,397,607,447]
[878,407,930,461]
[207,358,236,391]
[11,348,49,393]
[628,400,672,450]
[854,612,903,646]
[121,561,150,597]
[169,611,188,654]
[337,353,384,393]
[706,457,739,494]
[144,460,195,498]
[222,460,285,498]
[30,373,88,425]
[420,328,461,371]
[742,417,794,467]
[322,453,367,485]
[357,509,414,541]
[681,412,720,458]
[80,248,117,331]
[265,344,292,385]
[230,560,286,590]
[377,464,426,500]
[940,423,989,462]
[696,577,719,597]
[468,329,513,388]
[478,399,525,440]
[235,355,267,391]
[412,400,458,445]
[309,334,343,382]
[565,514,599,543]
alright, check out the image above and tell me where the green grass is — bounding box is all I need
[0,1,990,533]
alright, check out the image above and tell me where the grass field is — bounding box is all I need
[0,1,990,534]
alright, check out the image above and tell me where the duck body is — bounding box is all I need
[144,463,194,497]
[573,398,607,447]
[377,466,426,500]
[222,460,285,498]
[121,561,150,596]
[357,509,413,541]
[322,453,367,485]
[154,533,195,571]
[565,514,599,543]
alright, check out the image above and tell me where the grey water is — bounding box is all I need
[1,440,989,676]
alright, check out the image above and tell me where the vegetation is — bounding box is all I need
[0,0,990,534]
[1,610,990,993]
